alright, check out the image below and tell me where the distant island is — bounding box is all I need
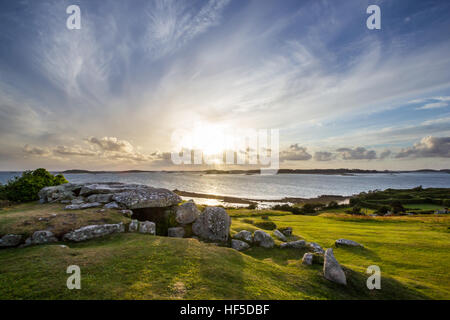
[60,169,450,175]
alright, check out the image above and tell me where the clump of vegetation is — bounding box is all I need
[346,205,362,215]
[254,221,277,230]
[242,218,254,224]
[261,215,269,220]
[247,203,257,210]
[327,201,339,209]
[376,205,390,215]
[390,201,405,214]
[271,204,302,214]
[0,168,68,203]
[271,203,324,215]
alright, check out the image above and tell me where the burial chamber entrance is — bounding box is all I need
[131,207,176,236]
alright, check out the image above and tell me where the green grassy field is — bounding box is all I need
[0,204,449,300]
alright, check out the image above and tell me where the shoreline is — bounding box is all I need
[173,189,349,205]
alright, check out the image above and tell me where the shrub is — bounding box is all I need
[443,199,450,207]
[261,215,269,220]
[242,219,254,225]
[1,168,68,202]
[254,221,277,230]
[327,201,339,209]
[346,206,362,215]
[377,205,390,215]
[272,204,303,215]
[247,203,257,210]
[301,203,316,214]
[390,201,405,214]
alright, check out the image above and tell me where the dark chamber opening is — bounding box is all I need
[131,207,175,236]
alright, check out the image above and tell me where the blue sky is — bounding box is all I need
[0,0,449,170]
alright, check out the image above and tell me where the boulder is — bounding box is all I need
[323,248,347,285]
[306,242,325,254]
[71,198,84,205]
[64,202,102,210]
[253,230,274,248]
[139,221,156,235]
[79,183,141,197]
[26,230,58,245]
[273,229,287,242]
[168,227,185,238]
[0,234,22,247]
[231,239,250,251]
[233,230,253,243]
[112,186,181,209]
[335,239,364,248]
[279,227,292,237]
[280,240,306,249]
[302,252,314,265]
[87,194,113,204]
[175,201,200,224]
[63,223,125,242]
[38,183,80,203]
[104,202,120,209]
[129,220,139,232]
[192,207,231,242]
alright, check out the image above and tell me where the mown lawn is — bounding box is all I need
[0,204,449,300]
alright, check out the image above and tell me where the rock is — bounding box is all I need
[112,186,181,209]
[60,245,68,248]
[129,220,139,232]
[27,230,58,245]
[306,242,325,254]
[231,239,250,251]
[273,229,287,242]
[38,183,80,203]
[64,202,102,210]
[323,248,347,285]
[279,227,292,237]
[175,201,200,224]
[87,194,113,204]
[233,230,253,243]
[0,234,22,247]
[139,221,156,235]
[302,252,314,265]
[253,230,274,248]
[79,183,141,197]
[63,223,125,242]
[121,209,133,217]
[280,240,306,249]
[104,202,120,209]
[335,239,364,248]
[192,207,231,242]
[168,227,185,238]
[71,198,84,205]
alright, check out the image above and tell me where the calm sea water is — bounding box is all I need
[0,171,449,200]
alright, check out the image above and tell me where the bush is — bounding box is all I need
[254,221,277,230]
[242,219,254,225]
[1,168,68,202]
[261,215,269,220]
[327,201,339,209]
[272,204,303,215]
[377,205,390,215]
[247,203,257,210]
[443,199,450,207]
[301,203,316,214]
[346,206,362,215]
[390,201,405,214]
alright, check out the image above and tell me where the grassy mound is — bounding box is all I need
[0,233,427,300]
[0,203,449,299]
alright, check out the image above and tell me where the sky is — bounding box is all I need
[0,0,450,171]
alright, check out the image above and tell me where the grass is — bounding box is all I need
[0,202,130,238]
[0,203,449,299]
